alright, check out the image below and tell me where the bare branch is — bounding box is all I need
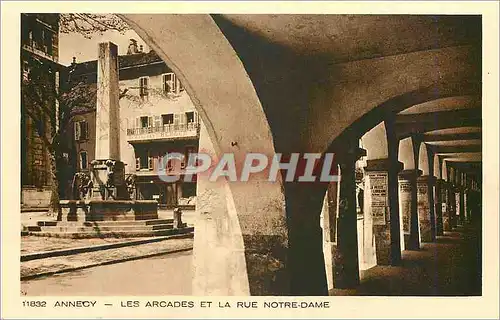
[59,13,130,38]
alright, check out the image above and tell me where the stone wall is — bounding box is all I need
[21,187,52,209]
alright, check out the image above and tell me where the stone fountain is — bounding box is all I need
[25,42,192,238]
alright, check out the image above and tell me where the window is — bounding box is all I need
[44,29,53,56]
[183,146,197,169]
[139,77,149,98]
[167,158,174,171]
[140,116,149,128]
[74,120,88,141]
[162,73,176,94]
[186,112,195,123]
[162,114,174,125]
[163,73,185,94]
[182,182,197,198]
[136,150,153,170]
[79,151,88,170]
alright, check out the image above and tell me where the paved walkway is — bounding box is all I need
[330,223,482,296]
[21,251,193,296]
[21,237,193,280]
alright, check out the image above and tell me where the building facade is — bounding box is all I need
[70,40,200,207]
[20,13,62,209]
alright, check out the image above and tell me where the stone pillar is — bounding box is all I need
[364,159,403,265]
[459,187,466,225]
[91,42,126,200]
[322,180,339,291]
[286,182,328,295]
[193,123,290,296]
[385,119,402,265]
[192,123,252,295]
[449,187,458,229]
[416,175,436,242]
[399,169,422,250]
[435,179,444,236]
[333,145,366,289]
[442,182,451,231]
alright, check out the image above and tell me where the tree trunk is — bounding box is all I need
[47,147,61,219]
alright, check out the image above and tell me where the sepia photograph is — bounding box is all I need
[2,2,499,319]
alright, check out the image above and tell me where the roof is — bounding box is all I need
[70,50,164,77]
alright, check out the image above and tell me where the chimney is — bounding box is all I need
[139,45,144,53]
[126,38,139,55]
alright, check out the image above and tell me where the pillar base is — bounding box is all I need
[364,159,404,266]
[417,175,436,243]
[90,159,127,200]
[399,169,422,251]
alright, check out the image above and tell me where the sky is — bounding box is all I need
[58,29,150,66]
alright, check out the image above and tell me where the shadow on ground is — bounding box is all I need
[330,223,482,296]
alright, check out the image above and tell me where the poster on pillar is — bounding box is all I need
[369,173,387,225]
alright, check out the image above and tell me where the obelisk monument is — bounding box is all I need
[91,42,125,200]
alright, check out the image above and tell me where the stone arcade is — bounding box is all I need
[117,14,483,296]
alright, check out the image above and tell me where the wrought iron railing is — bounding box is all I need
[126,122,199,140]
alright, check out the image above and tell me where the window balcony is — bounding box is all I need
[22,43,57,62]
[127,122,200,143]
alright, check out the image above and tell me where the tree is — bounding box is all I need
[22,55,96,214]
[59,14,130,38]
[21,13,128,215]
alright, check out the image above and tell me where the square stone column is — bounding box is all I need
[442,182,452,231]
[459,187,466,225]
[364,159,403,265]
[333,146,366,289]
[435,179,445,235]
[399,169,422,250]
[321,180,339,291]
[417,175,436,242]
[90,42,126,200]
[454,188,461,227]
[450,187,458,229]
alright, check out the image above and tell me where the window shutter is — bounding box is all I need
[139,77,149,96]
[154,116,161,128]
[148,151,153,170]
[178,78,184,92]
[148,116,153,128]
[74,121,80,141]
[135,117,140,129]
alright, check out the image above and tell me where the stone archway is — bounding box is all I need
[119,14,291,295]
